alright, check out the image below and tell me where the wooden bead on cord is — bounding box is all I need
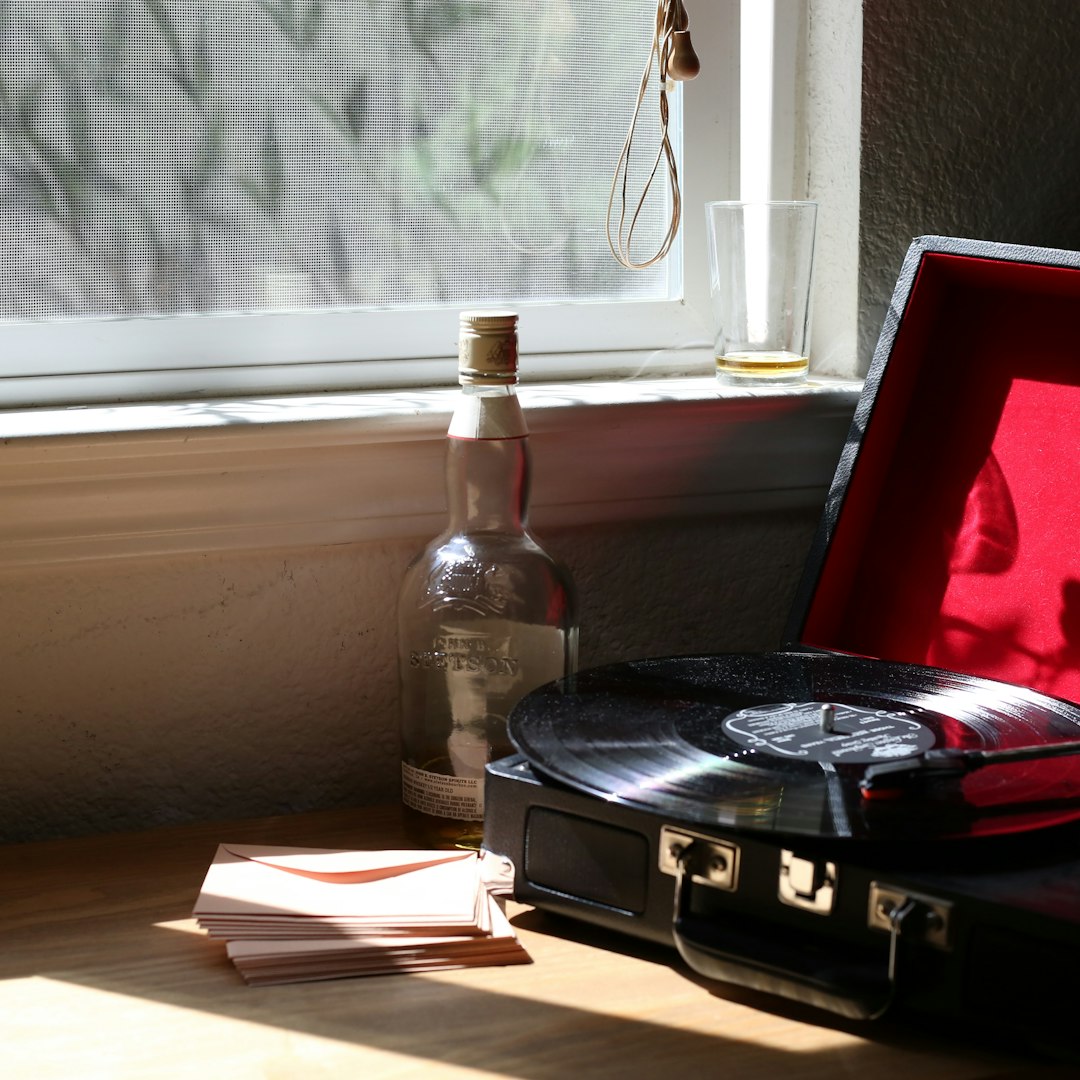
[668,29,701,81]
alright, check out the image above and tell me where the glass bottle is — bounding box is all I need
[397,310,578,849]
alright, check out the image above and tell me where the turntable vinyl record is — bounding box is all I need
[507,651,1080,842]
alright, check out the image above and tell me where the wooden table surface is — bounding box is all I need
[1,805,1071,1079]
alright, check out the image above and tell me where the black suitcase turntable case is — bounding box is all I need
[483,236,1080,1059]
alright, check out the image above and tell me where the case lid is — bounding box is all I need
[787,236,1080,705]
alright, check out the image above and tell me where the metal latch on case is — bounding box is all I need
[778,850,837,914]
[659,826,740,891]
[867,883,953,950]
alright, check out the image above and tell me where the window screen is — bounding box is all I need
[0,1,673,325]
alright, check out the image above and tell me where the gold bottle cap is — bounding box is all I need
[458,310,518,385]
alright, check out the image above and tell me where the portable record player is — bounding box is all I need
[483,236,1080,1058]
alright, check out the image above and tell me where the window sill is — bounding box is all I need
[0,366,862,568]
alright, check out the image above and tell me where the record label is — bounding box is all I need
[721,702,936,765]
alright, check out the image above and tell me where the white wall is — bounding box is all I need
[0,364,860,844]
[0,506,822,842]
[859,0,1080,365]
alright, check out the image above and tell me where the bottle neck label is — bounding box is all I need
[447,393,528,440]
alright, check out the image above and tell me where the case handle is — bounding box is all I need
[670,840,899,1021]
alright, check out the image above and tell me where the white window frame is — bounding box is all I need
[0,2,740,409]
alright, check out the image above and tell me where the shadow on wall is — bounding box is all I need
[858,0,1080,368]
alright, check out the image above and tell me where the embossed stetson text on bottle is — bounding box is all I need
[397,311,578,849]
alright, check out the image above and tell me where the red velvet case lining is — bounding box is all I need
[801,252,1080,704]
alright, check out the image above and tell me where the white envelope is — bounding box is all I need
[225,893,530,985]
[193,844,486,934]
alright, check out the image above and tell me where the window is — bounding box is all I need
[0,1,865,569]
[0,1,739,406]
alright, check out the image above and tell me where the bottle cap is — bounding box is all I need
[458,310,518,385]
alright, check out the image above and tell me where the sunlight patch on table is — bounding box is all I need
[0,975,487,1079]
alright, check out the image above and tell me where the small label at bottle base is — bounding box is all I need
[402,761,485,819]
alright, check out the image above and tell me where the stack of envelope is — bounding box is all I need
[193,843,530,986]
